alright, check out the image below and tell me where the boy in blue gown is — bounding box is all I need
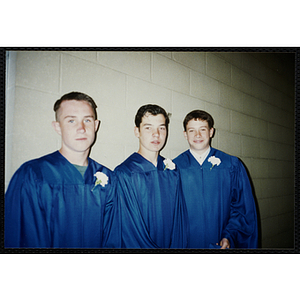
[114,105,189,248]
[5,92,120,248]
[174,110,258,249]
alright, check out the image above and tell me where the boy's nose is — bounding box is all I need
[153,128,160,136]
[77,122,86,132]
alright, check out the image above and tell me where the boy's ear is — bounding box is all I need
[210,127,214,138]
[134,126,140,138]
[183,131,187,140]
[52,121,62,136]
[94,120,100,132]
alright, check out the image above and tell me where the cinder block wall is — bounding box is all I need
[5,51,295,248]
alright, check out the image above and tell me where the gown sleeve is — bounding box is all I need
[115,170,159,248]
[5,165,50,248]
[102,173,121,248]
[169,176,189,249]
[221,159,258,248]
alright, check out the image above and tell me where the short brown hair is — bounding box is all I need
[53,92,97,121]
[135,104,170,129]
[183,110,214,131]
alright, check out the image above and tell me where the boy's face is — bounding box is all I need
[184,119,214,154]
[134,113,167,156]
[52,100,99,156]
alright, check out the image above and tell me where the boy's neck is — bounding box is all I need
[59,148,89,166]
[138,149,159,167]
[189,145,211,156]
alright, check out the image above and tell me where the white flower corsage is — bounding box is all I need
[92,171,109,191]
[163,158,176,171]
[208,156,221,170]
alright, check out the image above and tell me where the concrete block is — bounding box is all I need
[61,54,126,110]
[127,76,172,113]
[272,72,292,95]
[190,71,219,104]
[231,66,252,95]
[97,106,136,151]
[257,198,271,220]
[97,51,151,81]
[283,127,295,146]
[206,53,231,85]
[250,117,268,139]
[173,51,206,74]
[172,91,206,123]
[261,216,279,240]
[260,101,282,124]
[160,148,172,161]
[91,141,126,171]
[252,178,262,199]
[205,102,230,132]
[242,54,261,77]
[275,143,294,161]
[268,88,286,108]
[11,88,59,176]
[242,94,261,119]
[219,83,244,112]
[16,51,60,93]
[240,157,252,175]
[260,140,277,159]
[171,149,186,160]
[250,158,269,179]
[260,178,282,199]
[274,230,294,248]
[152,53,190,94]
[63,51,97,63]
[214,52,243,69]
[280,94,295,114]
[251,77,270,102]
[268,122,294,145]
[217,129,241,157]
[284,194,295,212]
[241,135,260,158]
[156,52,172,59]
[124,144,139,160]
[167,118,188,152]
[282,161,294,178]
[278,178,294,197]
[243,54,274,87]
[277,212,294,234]
[268,160,284,178]
[268,197,289,218]
[231,111,252,136]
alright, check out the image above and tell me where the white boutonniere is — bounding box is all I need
[208,156,221,170]
[163,158,176,171]
[92,171,109,191]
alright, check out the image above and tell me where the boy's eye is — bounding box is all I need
[68,119,75,123]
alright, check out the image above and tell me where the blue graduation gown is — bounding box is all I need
[5,151,120,248]
[174,148,258,249]
[114,153,189,248]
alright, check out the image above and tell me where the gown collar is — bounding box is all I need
[132,152,165,172]
[53,150,92,181]
[187,147,217,168]
[189,147,211,165]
